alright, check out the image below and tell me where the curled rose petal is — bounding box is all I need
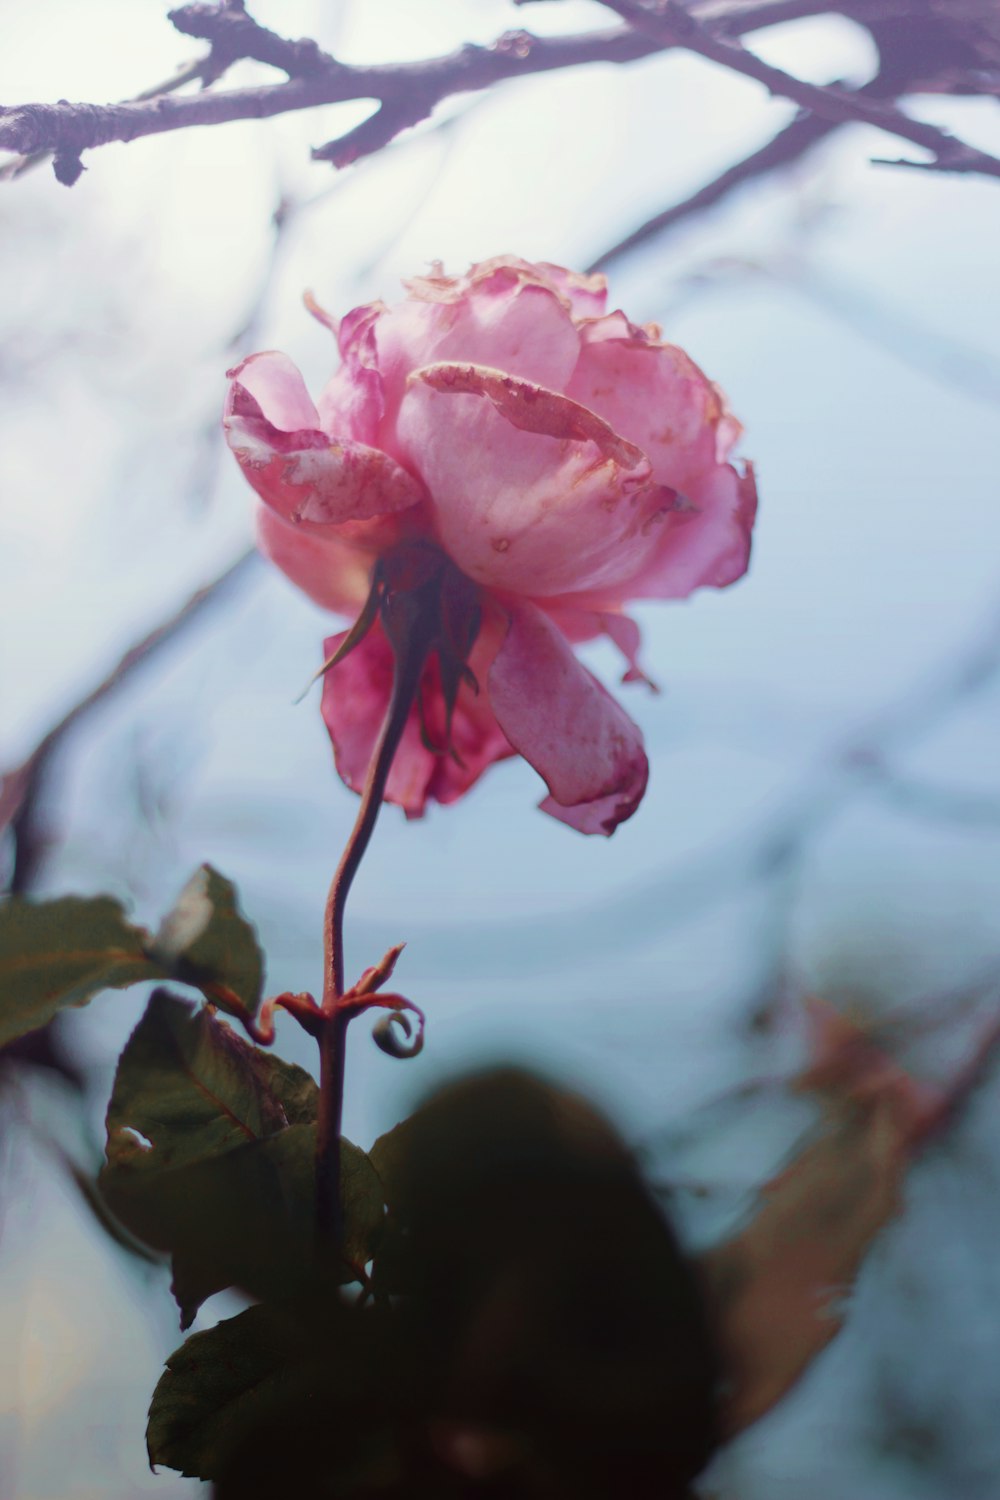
[568,315,742,488]
[620,461,758,602]
[373,269,583,450]
[412,361,646,468]
[316,300,387,445]
[395,373,672,599]
[488,602,648,835]
[534,260,608,319]
[225,351,426,527]
[227,349,322,431]
[540,603,657,689]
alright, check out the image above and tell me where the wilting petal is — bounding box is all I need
[568,316,741,490]
[227,349,322,431]
[620,461,758,601]
[534,261,608,319]
[373,264,582,454]
[317,300,387,445]
[540,603,656,688]
[256,507,378,616]
[225,352,426,527]
[488,602,648,835]
[414,362,644,465]
[321,623,426,816]
[423,617,517,806]
[320,619,513,818]
[396,369,679,598]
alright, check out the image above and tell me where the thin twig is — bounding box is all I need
[588,107,839,271]
[588,53,934,274]
[602,0,1000,178]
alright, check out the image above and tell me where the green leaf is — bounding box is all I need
[147,1299,397,1486]
[0,895,164,1048]
[101,991,384,1324]
[367,1119,417,1295]
[147,1304,311,1479]
[369,1117,414,1212]
[150,865,263,1023]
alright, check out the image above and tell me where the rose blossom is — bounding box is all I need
[224,257,756,835]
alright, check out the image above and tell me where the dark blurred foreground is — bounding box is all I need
[183,1068,722,1500]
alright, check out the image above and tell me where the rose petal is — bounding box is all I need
[317,300,387,445]
[395,370,679,599]
[413,362,645,467]
[424,617,517,807]
[225,352,426,527]
[620,461,758,601]
[488,602,648,835]
[540,604,656,688]
[402,255,604,324]
[568,316,742,489]
[227,350,321,431]
[535,261,608,320]
[373,265,583,455]
[320,618,513,818]
[255,507,378,616]
[598,612,656,687]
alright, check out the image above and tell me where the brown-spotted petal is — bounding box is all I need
[487,601,648,835]
[225,351,425,528]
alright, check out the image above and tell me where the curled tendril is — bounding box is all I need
[372,1007,425,1059]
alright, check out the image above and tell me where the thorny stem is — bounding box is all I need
[314,611,433,1245]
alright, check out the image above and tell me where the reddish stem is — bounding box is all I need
[314,615,431,1244]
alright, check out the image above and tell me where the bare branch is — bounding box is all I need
[167,0,337,79]
[601,1,1000,179]
[3,0,962,180]
[0,19,657,173]
[588,106,838,271]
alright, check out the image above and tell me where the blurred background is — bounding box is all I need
[2,0,1000,1494]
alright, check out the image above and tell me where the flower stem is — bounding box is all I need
[315,614,431,1245]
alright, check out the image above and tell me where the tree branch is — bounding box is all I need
[588,106,838,271]
[601,0,1000,179]
[0,19,658,173]
[9,0,990,180]
[167,0,337,79]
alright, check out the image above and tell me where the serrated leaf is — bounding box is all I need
[151,865,263,1022]
[0,895,164,1048]
[104,990,294,1167]
[147,1299,397,1486]
[101,991,384,1323]
[147,1304,311,1479]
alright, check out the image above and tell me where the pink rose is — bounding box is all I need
[224,257,756,834]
